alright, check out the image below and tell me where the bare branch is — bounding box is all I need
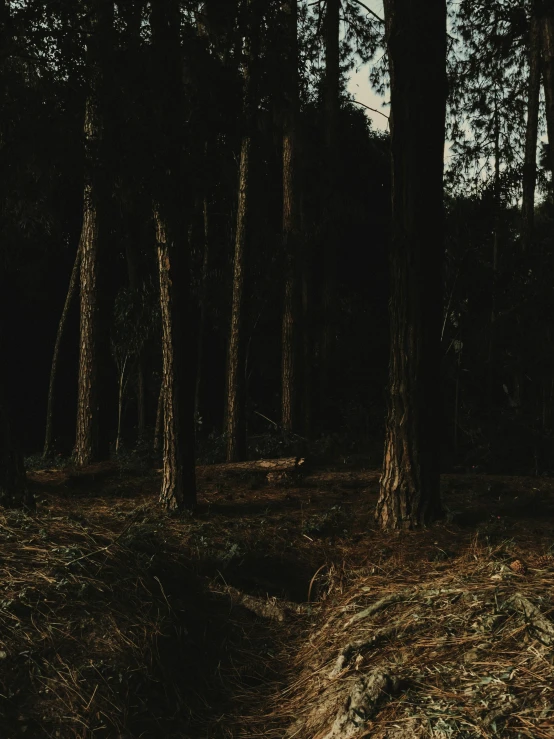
[349,0,384,24]
[351,98,390,121]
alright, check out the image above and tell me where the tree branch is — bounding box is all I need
[349,0,384,24]
[351,99,389,120]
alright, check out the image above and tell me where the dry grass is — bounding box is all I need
[2,462,554,738]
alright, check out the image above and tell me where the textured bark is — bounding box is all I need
[225,0,259,462]
[75,171,101,467]
[542,5,554,174]
[377,0,447,530]
[226,134,250,462]
[522,4,541,253]
[281,0,300,432]
[151,0,196,511]
[156,212,195,511]
[74,1,113,468]
[43,245,81,458]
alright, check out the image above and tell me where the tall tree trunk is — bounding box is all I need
[74,0,113,468]
[319,0,340,421]
[121,0,146,438]
[43,245,81,458]
[541,4,554,173]
[125,241,146,437]
[281,0,301,432]
[195,190,210,420]
[377,0,448,530]
[0,1,31,509]
[301,205,313,437]
[225,0,259,462]
[151,0,196,511]
[522,3,541,253]
[155,211,195,510]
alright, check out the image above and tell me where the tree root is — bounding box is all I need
[321,669,401,739]
[330,621,420,678]
[219,584,308,622]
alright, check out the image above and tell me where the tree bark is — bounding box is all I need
[377,0,447,530]
[43,245,81,458]
[281,0,301,432]
[74,0,113,468]
[151,0,196,511]
[521,3,541,253]
[225,0,260,462]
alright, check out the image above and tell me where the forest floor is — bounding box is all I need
[1,458,554,738]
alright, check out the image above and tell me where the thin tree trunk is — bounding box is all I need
[74,0,113,468]
[43,245,81,458]
[225,0,260,462]
[156,211,195,510]
[522,3,541,253]
[377,0,448,530]
[487,97,501,414]
[151,0,196,511]
[281,0,300,432]
[125,242,146,437]
[541,5,554,173]
[300,190,312,436]
[121,0,146,438]
[319,0,340,419]
[195,190,210,420]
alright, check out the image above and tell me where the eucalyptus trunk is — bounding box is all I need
[377,0,447,530]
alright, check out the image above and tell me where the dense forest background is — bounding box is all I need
[2,0,554,501]
[5,2,554,737]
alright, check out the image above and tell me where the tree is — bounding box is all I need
[74,0,114,467]
[151,0,196,511]
[281,0,301,432]
[376,0,448,530]
[319,0,340,419]
[225,0,260,462]
[522,0,541,253]
[541,0,554,172]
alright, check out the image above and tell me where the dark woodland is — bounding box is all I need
[2,0,554,736]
